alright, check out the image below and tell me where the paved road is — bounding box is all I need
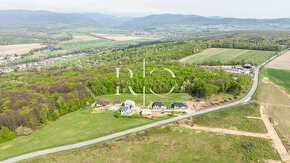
[1,52,284,163]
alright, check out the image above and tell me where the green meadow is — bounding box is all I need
[0,107,168,161]
[262,68,290,93]
[180,48,276,65]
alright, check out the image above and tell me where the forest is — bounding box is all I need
[207,31,290,51]
[1,36,282,142]
[0,60,251,142]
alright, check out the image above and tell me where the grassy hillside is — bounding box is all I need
[192,103,267,133]
[0,107,168,161]
[20,126,280,163]
[257,76,290,150]
[262,68,290,93]
[180,48,276,65]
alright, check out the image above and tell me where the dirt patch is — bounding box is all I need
[266,51,290,70]
[91,33,143,41]
[0,43,45,55]
[263,77,290,99]
[70,35,100,42]
[152,111,168,117]
[180,124,270,139]
[91,108,106,114]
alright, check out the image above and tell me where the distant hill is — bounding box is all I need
[0,10,290,31]
[122,14,290,28]
[124,14,215,27]
[0,10,98,29]
[84,13,133,26]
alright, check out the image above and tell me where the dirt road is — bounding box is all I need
[260,105,290,162]
[181,124,270,139]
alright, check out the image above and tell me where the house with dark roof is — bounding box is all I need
[120,106,130,115]
[152,102,166,109]
[95,101,111,107]
[172,103,187,109]
[114,101,122,106]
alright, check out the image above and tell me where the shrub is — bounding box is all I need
[15,126,33,136]
[0,126,16,143]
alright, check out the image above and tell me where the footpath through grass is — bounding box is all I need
[0,107,168,161]
[262,68,290,93]
[21,126,280,163]
[180,48,275,65]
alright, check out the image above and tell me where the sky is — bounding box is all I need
[0,0,290,19]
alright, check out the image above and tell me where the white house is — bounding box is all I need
[124,100,135,108]
[141,109,152,118]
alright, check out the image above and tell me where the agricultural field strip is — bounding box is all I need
[265,49,290,70]
[180,48,275,64]
[0,44,45,55]
[1,50,285,163]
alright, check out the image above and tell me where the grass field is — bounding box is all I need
[95,93,194,106]
[0,107,169,161]
[192,103,267,133]
[56,38,157,51]
[180,48,276,65]
[257,73,290,150]
[262,68,290,93]
[21,126,280,163]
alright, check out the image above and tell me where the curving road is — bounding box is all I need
[1,52,284,163]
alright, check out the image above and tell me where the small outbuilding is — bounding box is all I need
[141,109,152,118]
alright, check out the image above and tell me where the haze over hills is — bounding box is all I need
[0,10,98,29]
[0,10,290,30]
[84,13,133,27]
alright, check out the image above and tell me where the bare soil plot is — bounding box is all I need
[69,35,100,42]
[0,43,45,55]
[266,51,290,70]
[91,33,143,41]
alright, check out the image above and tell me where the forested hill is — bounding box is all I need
[1,10,290,30]
[0,41,252,143]
[0,10,98,29]
[0,62,251,141]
